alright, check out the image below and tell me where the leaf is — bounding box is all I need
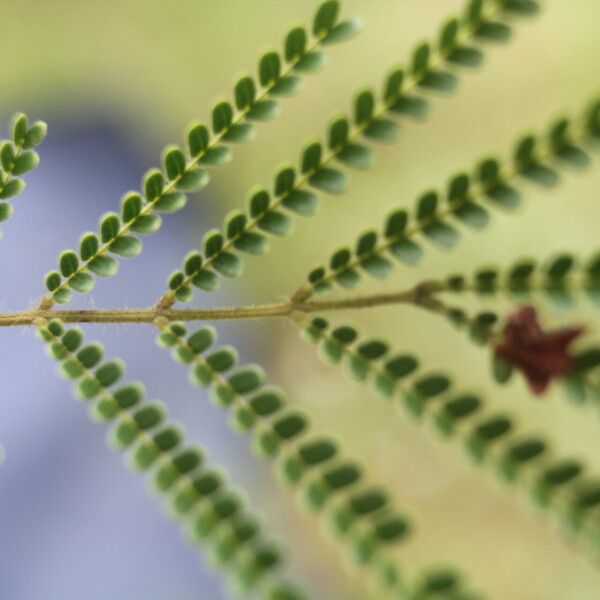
[328,118,349,150]
[313,0,339,37]
[12,150,39,175]
[221,123,254,143]
[177,168,209,191]
[99,213,120,242]
[96,359,124,387]
[0,179,24,199]
[301,142,322,173]
[199,146,231,166]
[285,26,307,62]
[337,144,373,169]
[354,90,374,125]
[210,103,233,137]
[274,167,295,196]
[439,18,459,55]
[12,113,28,145]
[420,70,457,92]
[203,230,224,257]
[187,123,209,157]
[476,21,512,42]
[45,271,61,292]
[363,118,399,143]
[422,220,459,249]
[77,344,104,369]
[234,76,256,111]
[448,46,483,67]
[270,75,301,96]
[109,236,142,258]
[249,190,270,217]
[79,233,99,261]
[486,183,521,209]
[0,202,12,222]
[182,329,213,358]
[384,210,408,238]
[163,146,187,180]
[546,254,574,279]
[477,158,500,187]
[493,357,513,384]
[356,231,377,256]
[121,193,143,223]
[69,272,95,293]
[89,255,118,277]
[0,142,15,171]
[53,288,72,305]
[130,214,162,234]
[383,69,404,106]
[390,95,430,119]
[309,168,347,194]
[246,100,279,121]
[154,192,187,213]
[59,251,79,277]
[361,255,393,279]
[144,169,164,201]
[416,191,438,221]
[412,42,430,78]
[453,201,489,229]
[465,0,484,27]
[212,252,242,278]
[206,347,238,372]
[234,232,269,255]
[388,239,423,265]
[259,51,281,87]
[23,121,47,149]
[258,211,293,236]
[385,355,419,379]
[228,367,265,394]
[322,19,362,45]
[282,189,318,215]
[294,51,326,72]
[414,374,450,397]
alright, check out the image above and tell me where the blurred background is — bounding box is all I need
[1,0,599,598]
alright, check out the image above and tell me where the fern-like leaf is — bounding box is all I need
[161,0,539,306]
[0,113,46,238]
[441,250,600,310]
[299,99,600,298]
[40,0,359,307]
[36,318,307,600]
[155,319,481,598]
[301,316,600,559]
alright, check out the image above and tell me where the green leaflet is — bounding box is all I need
[37,319,305,600]
[301,317,600,556]
[0,112,46,237]
[40,0,360,305]
[165,0,539,305]
[302,99,600,296]
[154,321,465,598]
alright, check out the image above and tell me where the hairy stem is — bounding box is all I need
[0,282,442,327]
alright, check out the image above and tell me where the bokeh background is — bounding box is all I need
[1,1,600,598]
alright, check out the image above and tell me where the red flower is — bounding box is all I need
[495,306,584,395]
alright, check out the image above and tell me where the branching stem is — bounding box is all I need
[1,282,442,327]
